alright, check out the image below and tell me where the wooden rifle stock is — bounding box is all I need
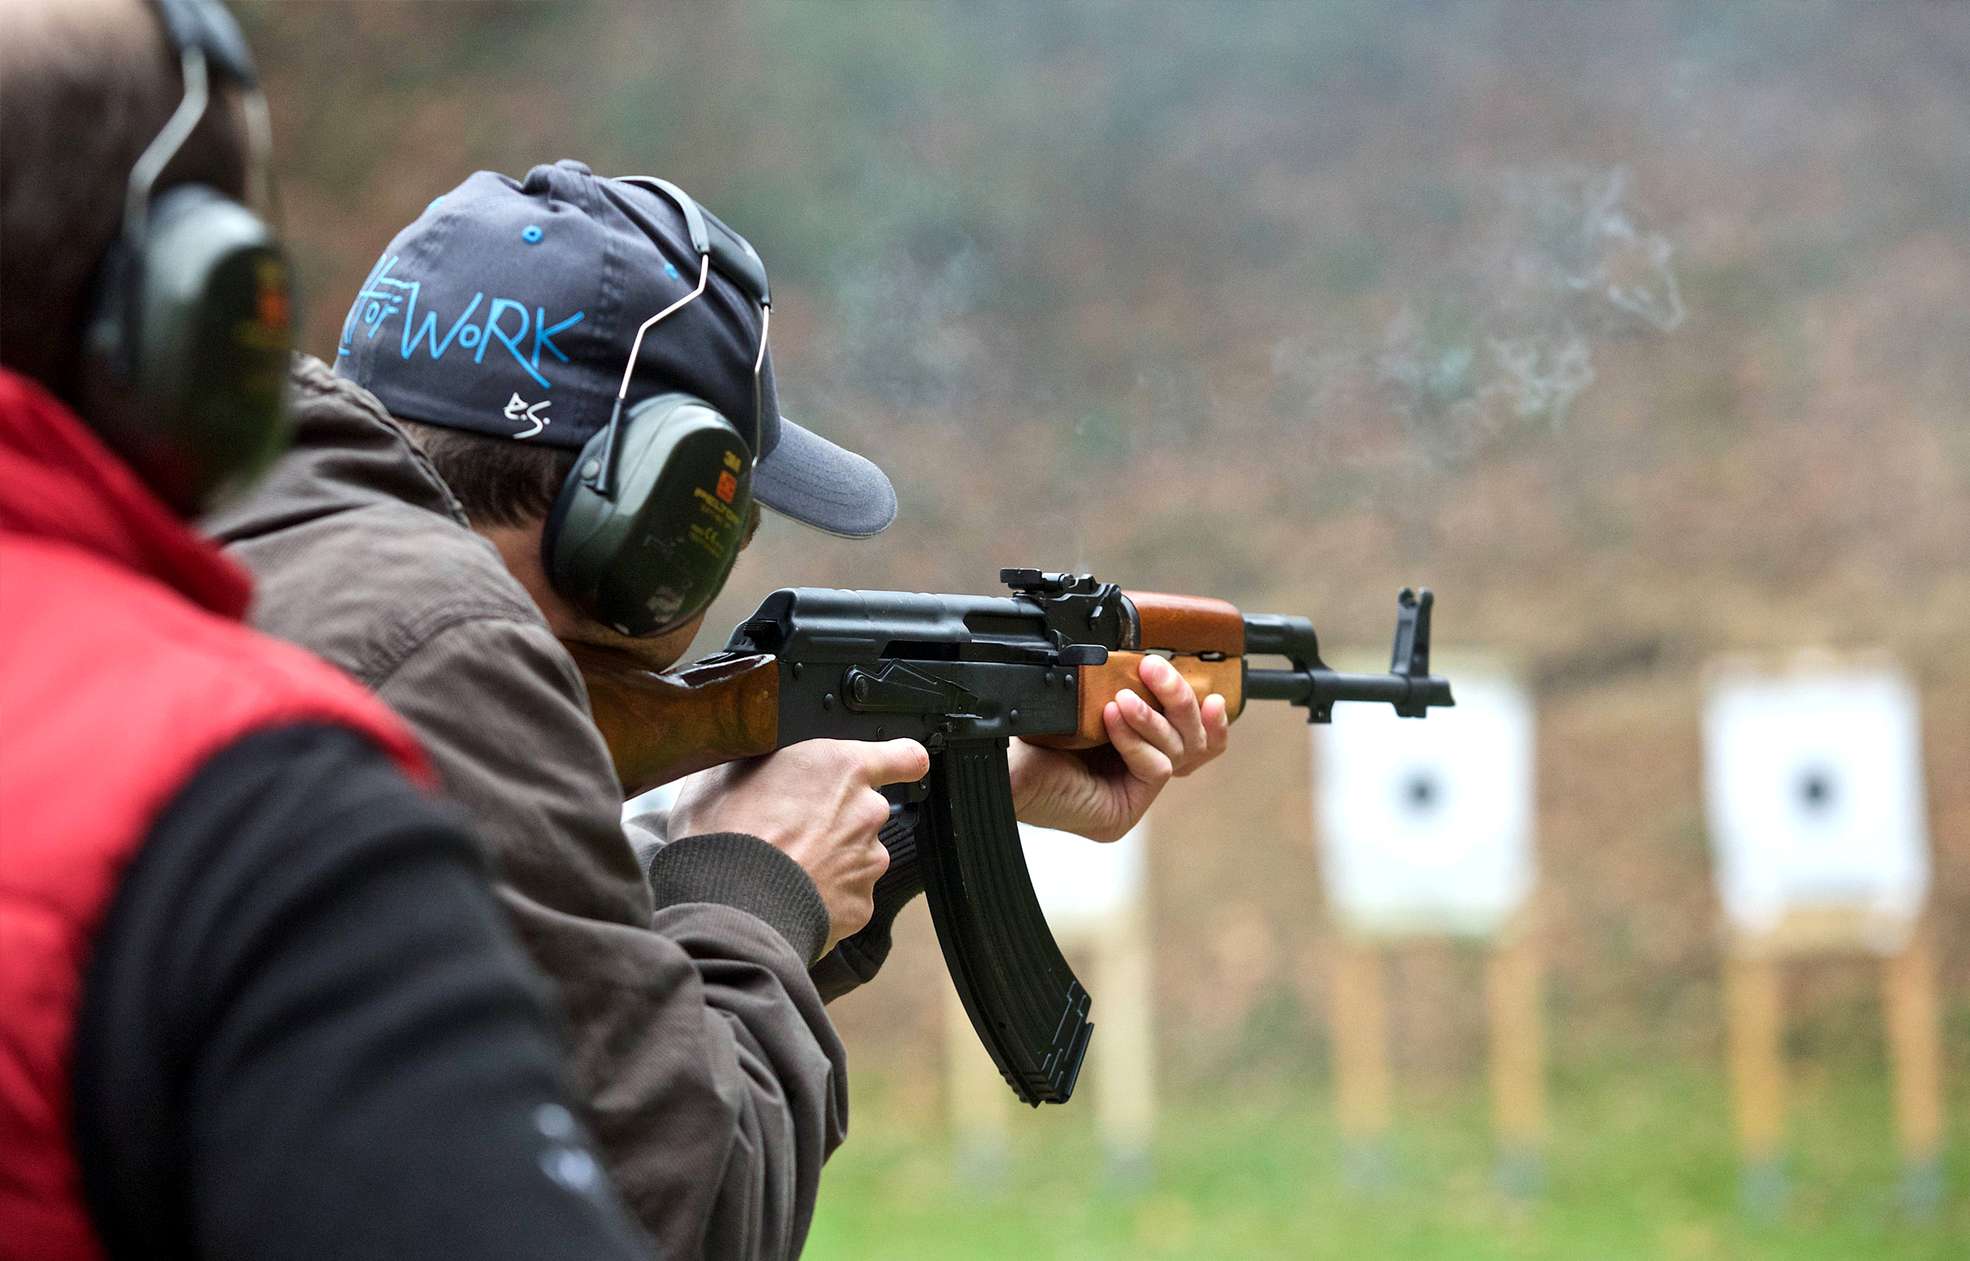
[567,644,781,797]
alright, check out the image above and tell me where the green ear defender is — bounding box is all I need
[540,177,770,638]
[81,0,293,515]
[545,393,754,637]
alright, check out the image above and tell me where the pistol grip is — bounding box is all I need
[810,806,924,1003]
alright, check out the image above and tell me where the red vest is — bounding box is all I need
[0,370,430,1261]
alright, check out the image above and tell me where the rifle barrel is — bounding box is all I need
[1245,667,1454,711]
[1241,613,1318,659]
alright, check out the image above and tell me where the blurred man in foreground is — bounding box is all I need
[207,159,1229,1256]
[0,2,663,1257]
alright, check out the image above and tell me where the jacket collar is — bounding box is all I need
[0,368,251,618]
[202,355,470,546]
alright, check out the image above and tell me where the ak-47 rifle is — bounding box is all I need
[575,570,1454,1106]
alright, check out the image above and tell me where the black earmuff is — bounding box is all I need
[543,393,755,637]
[80,0,293,514]
[540,177,772,638]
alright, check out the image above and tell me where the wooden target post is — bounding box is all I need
[1883,928,1946,1203]
[1704,659,1944,1217]
[944,819,1155,1183]
[1325,914,1547,1192]
[1314,672,1544,1193]
[1721,922,1946,1216]
[1328,937,1392,1160]
[1485,920,1547,1191]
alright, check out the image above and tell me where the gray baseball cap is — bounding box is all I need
[334,159,895,536]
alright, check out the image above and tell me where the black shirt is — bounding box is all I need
[71,724,653,1261]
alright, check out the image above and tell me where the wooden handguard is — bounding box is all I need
[1024,651,1246,750]
[1123,590,1245,656]
[1026,591,1249,749]
[568,645,781,796]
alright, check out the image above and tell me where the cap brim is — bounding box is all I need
[753,415,897,537]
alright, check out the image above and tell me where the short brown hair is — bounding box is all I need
[0,0,249,403]
[396,419,581,529]
[398,418,765,548]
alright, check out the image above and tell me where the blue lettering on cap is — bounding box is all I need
[334,252,586,389]
[480,298,529,368]
[338,252,408,358]
[533,308,584,373]
[402,289,484,361]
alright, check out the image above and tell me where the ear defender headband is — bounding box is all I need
[82,0,294,514]
[542,178,771,638]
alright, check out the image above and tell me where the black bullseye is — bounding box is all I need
[1795,767,1837,814]
[1403,771,1441,813]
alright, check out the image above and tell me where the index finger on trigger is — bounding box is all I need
[861,738,932,787]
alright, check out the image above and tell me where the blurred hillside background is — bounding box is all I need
[247,2,1969,1256]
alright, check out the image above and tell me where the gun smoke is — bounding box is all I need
[1277,164,1686,469]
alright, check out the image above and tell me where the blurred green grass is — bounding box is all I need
[805,1063,1967,1260]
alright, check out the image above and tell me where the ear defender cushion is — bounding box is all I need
[84,184,293,513]
[543,393,754,637]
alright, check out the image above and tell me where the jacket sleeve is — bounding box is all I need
[372,614,845,1261]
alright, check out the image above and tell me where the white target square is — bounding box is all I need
[1702,665,1929,949]
[1314,675,1536,938]
[1022,818,1147,936]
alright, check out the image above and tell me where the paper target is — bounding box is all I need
[1702,665,1929,949]
[1314,674,1536,937]
[1022,818,1148,935]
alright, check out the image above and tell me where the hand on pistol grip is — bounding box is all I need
[666,737,930,953]
[809,799,925,1003]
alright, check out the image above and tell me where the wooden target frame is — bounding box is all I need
[1722,923,1945,1215]
[1327,914,1547,1192]
[1315,669,1546,1191]
[1704,657,1945,1216]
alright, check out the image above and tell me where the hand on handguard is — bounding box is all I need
[1006,653,1230,842]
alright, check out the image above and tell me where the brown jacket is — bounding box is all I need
[206,356,845,1260]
